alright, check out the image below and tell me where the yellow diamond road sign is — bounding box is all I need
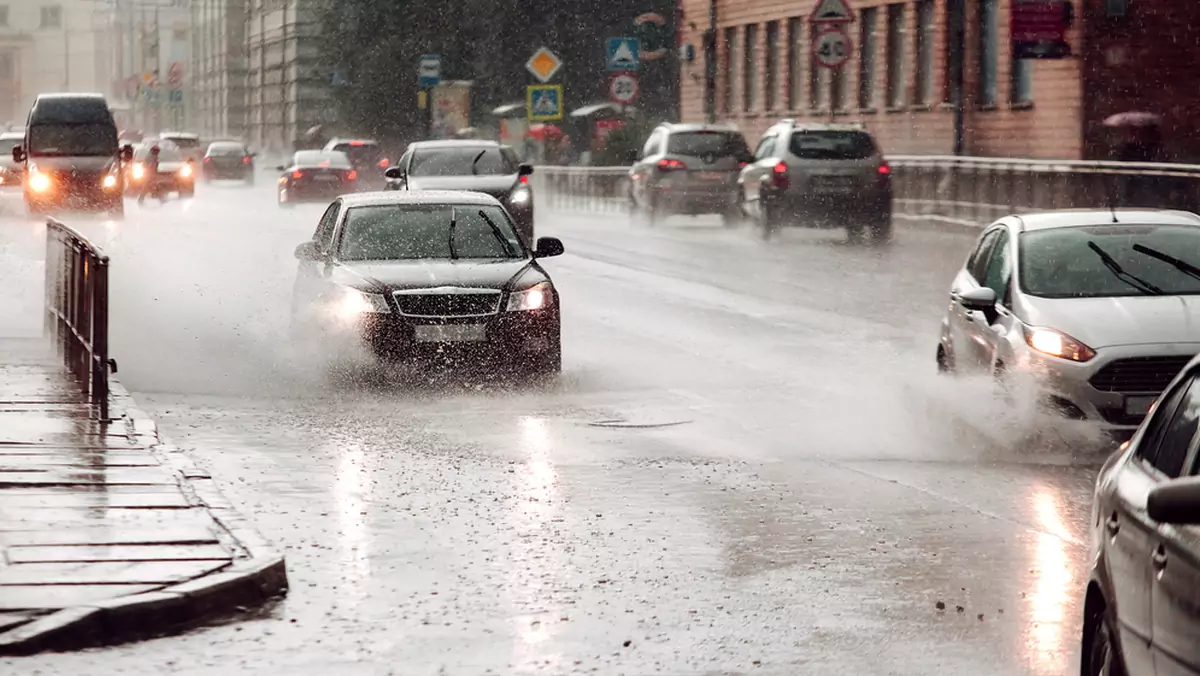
[526,47,563,83]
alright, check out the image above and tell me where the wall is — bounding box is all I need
[191,0,248,140]
[677,0,1084,159]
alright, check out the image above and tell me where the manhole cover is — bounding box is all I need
[588,419,692,429]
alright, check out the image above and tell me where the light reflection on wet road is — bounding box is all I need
[0,184,1108,675]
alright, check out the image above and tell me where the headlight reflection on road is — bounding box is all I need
[1024,484,1076,674]
[334,440,374,606]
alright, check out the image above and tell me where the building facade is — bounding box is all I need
[106,0,191,134]
[191,0,249,140]
[677,0,1199,161]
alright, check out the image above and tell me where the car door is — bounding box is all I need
[293,201,341,310]
[1149,374,1200,676]
[946,228,1001,373]
[1105,377,1197,675]
[630,131,664,207]
[969,227,1018,371]
[741,134,778,208]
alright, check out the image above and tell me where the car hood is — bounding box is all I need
[1021,294,1200,348]
[331,258,544,292]
[29,156,118,173]
[405,175,519,199]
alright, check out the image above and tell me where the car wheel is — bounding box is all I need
[758,199,781,240]
[870,214,893,244]
[936,345,953,374]
[1083,606,1126,676]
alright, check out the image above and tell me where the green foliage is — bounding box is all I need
[591,120,654,166]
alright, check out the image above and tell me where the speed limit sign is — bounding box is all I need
[813,27,852,68]
[609,72,639,104]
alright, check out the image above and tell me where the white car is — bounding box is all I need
[936,208,1200,439]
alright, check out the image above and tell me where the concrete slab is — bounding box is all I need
[0,454,160,468]
[0,560,229,585]
[0,467,178,487]
[0,491,189,508]
[0,584,162,611]
[0,525,218,547]
[7,543,232,564]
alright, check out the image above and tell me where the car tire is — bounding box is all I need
[870,214,893,244]
[936,345,953,374]
[1083,606,1126,676]
[758,199,781,240]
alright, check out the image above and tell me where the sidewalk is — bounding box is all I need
[0,338,286,655]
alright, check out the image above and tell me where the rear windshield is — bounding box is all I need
[163,136,200,149]
[294,151,351,168]
[409,147,517,177]
[332,143,385,166]
[207,143,245,156]
[338,205,523,261]
[1019,225,1200,298]
[788,131,878,160]
[135,145,183,162]
[28,123,117,156]
[666,132,750,158]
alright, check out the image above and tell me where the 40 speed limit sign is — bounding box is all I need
[609,72,639,104]
[813,27,852,69]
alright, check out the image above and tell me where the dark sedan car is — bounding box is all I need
[1081,352,1200,676]
[202,141,255,184]
[383,140,535,245]
[276,150,358,206]
[324,138,389,191]
[290,191,564,376]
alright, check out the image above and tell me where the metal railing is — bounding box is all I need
[532,156,1200,227]
[44,219,112,421]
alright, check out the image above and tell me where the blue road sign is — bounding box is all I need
[527,84,563,122]
[606,37,640,71]
[418,54,441,88]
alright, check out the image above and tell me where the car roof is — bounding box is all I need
[160,131,199,139]
[328,138,380,146]
[339,190,502,208]
[408,140,502,150]
[656,123,742,134]
[1007,208,1200,233]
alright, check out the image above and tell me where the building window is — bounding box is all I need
[787,18,803,109]
[722,27,738,114]
[858,8,877,109]
[831,64,847,112]
[978,0,998,106]
[885,4,905,108]
[41,5,62,29]
[1011,58,1033,104]
[764,21,780,110]
[943,0,965,104]
[809,24,827,109]
[915,0,934,104]
[743,24,758,112]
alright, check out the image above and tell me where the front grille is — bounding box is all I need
[394,291,500,317]
[1089,356,1193,394]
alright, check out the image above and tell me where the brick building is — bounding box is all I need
[676,0,1200,161]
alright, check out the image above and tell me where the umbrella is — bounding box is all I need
[526,124,564,141]
[1104,111,1162,128]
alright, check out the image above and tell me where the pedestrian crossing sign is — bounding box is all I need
[527,84,563,121]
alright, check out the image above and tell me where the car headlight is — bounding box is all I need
[506,282,552,311]
[132,163,145,179]
[28,168,50,192]
[179,164,193,178]
[509,188,531,205]
[1023,325,1096,362]
[332,287,390,319]
[102,174,118,189]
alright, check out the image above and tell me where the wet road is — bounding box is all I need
[0,183,1106,675]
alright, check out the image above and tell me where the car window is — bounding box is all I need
[666,131,750,158]
[642,132,662,158]
[337,205,523,261]
[164,137,200,149]
[1140,376,1200,479]
[787,131,878,160]
[1019,224,1200,298]
[314,203,340,252]
[28,123,117,156]
[333,143,385,167]
[754,135,777,160]
[408,147,516,177]
[967,230,1001,282]
[982,230,1012,302]
[294,151,351,168]
[207,143,245,156]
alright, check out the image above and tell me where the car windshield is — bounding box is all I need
[295,151,350,168]
[135,145,183,163]
[208,143,245,156]
[163,136,200,149]
[28,123,117,156]
[338,204,524,261]
[409,147,516,177]
[666,131,750,157]
[788,131,878,160]
[332,143,385,167]
[1019,224,1200,298]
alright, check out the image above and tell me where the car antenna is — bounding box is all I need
[447,207,459,260]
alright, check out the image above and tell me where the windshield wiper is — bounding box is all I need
[1087,241,1164,295]
[476,210,517,258]
[447,207,459,261]
[1132,243,1200,282]
[470,149,486,175]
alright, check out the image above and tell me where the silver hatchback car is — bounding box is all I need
[937,209,1200,439]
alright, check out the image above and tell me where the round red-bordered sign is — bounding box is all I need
[812,27,852,69]
[609,72,639,104]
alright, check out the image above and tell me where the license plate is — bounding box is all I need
[414,324,486,343]
[698,171,725,180]
[813,176,854,190]
[314,175,339,182]
[1124,396,1157,416]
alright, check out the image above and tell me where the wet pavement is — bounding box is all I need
[0,184,1110,674]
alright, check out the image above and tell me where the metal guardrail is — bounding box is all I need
[44,219,112,421]
[532,156,1200,227]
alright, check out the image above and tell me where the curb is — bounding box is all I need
[0,378,289,656]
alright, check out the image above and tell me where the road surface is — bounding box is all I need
[0,183,1105,675]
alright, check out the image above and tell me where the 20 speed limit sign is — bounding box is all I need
[813,27,852,68]
[609,73,639,104]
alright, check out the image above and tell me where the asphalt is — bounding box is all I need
[0,182,1111,675]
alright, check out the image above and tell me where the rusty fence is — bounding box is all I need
[44,219,113,421]
[532,157,1200,227]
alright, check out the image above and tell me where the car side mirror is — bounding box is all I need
[957,287,997,312]
[518,164,534,177]
[294,241,324,261]
[625,149,640,163]
[384,166,405,180]
[739,152,756,164]
[534,236,564,258]
[12,145,25,163]
[1148,476,1200,525]
[275,165,286,172]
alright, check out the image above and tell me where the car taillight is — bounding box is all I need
[738,161,748,169]
[346,170,358,180]
[772,161,790,190]
[203,157,211,163]
[519,175,529,184]
[378,158,389,168]
[657,159,686,172]
[878,163,890,175]
[243,156,251,164]
[292,169,304,179]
